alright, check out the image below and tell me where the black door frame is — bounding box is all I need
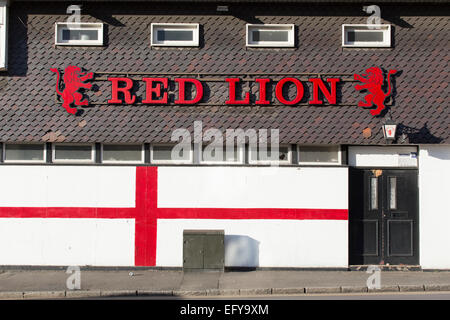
[348,167,420,266]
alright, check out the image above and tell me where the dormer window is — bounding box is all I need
[55,22,104,46]
[342,24,391,48]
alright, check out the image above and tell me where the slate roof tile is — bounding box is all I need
[0,2,448,144]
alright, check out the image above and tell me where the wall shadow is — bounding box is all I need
[225,235,260,268]
[397,123,444,144]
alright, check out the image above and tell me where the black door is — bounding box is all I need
[349,168,419,265]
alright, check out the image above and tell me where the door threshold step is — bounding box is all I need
[349,265,422,271]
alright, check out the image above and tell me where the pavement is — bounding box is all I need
[0,267,450,299]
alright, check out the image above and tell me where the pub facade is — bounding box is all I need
[0,0,448,269]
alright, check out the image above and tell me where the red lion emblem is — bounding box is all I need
[354,67,397,116]
[50,66,93,114]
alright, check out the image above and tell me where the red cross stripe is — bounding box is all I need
[0,167,348,266]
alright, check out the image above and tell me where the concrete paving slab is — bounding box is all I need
[216,289,240,296]
[424,284,441,291]
[180,271,221,290]
[23,291,65,299]
[100,290,137,297]
[137,290,173,296]
[399,285,425,292]
[1,268,450,298]
[206,289,221,296]
[438,284,450,291]
[272,288,305,295]
[0,292,23,299]
[368,285,399,292]
[173,290,207,296]
[341,286,368,293]
[239,288,271,296]
[305,287,341,294]
[65,290,102,298]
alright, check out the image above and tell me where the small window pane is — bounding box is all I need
[152,145,190,162]
[371,177,378,210]
[202,145,240,162]
[5,144,44,161]
[250,145,290,162]
[343,24,390,47]
[152,146,173,160]
[103,145,142,162]
[54,145,93,161]
[56,23,103,46]
[299,146,339,163]
[151,23,199,46]
[157,30,193,41]
[62,29,98,41]
[347,31,383,42]
[247,24,294,47]
[389,177,397,210]
[252,30,289,42]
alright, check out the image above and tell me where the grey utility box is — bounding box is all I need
[183,230,225,271]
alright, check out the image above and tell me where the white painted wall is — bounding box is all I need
[0,165,349,267]
[419,145,450,269]
[158,166,348,209]
[348,146,418,167]
[0,166,136,207]
[157,219,348,268]
[157,166,349,268]
[0,218,135,266]
[0,166,136,266]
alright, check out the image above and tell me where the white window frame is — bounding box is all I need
[297,145,342,166]
[151,23,199,47]
[52,143,95,164]
[0,1,8,70]
[3,143,46,164]
[55,22,104,46]
[342,24,391,48]
[150,144,193,165]
[246,24,295,48]
[200,144,245,165]
[248,144,292,165]
[102,144,145,164]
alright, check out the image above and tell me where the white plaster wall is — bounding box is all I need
[158,166,348,209]
[348,146,418,167]
[419,145,450,269]
[0,165,350,267]
[0,218,135,266]
[0,166,137,266]
[0,166,136,207]
[157,166,349,268]
[157,219,348,268]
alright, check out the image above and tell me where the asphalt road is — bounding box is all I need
[88,291,450,300]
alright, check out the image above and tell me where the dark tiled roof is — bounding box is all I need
[0,2,448,144]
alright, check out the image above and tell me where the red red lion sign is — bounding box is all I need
[354,67,397,116]
[50,66,93,114]
[50,65,397,117]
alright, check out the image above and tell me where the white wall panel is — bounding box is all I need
[156,219,348,268]
[348,146,418,167]
[158,167,348,209]
[0,166,136,207]
[419,145,450,269]
[0,218,135,266]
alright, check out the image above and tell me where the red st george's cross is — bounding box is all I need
[0,167,348,266]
